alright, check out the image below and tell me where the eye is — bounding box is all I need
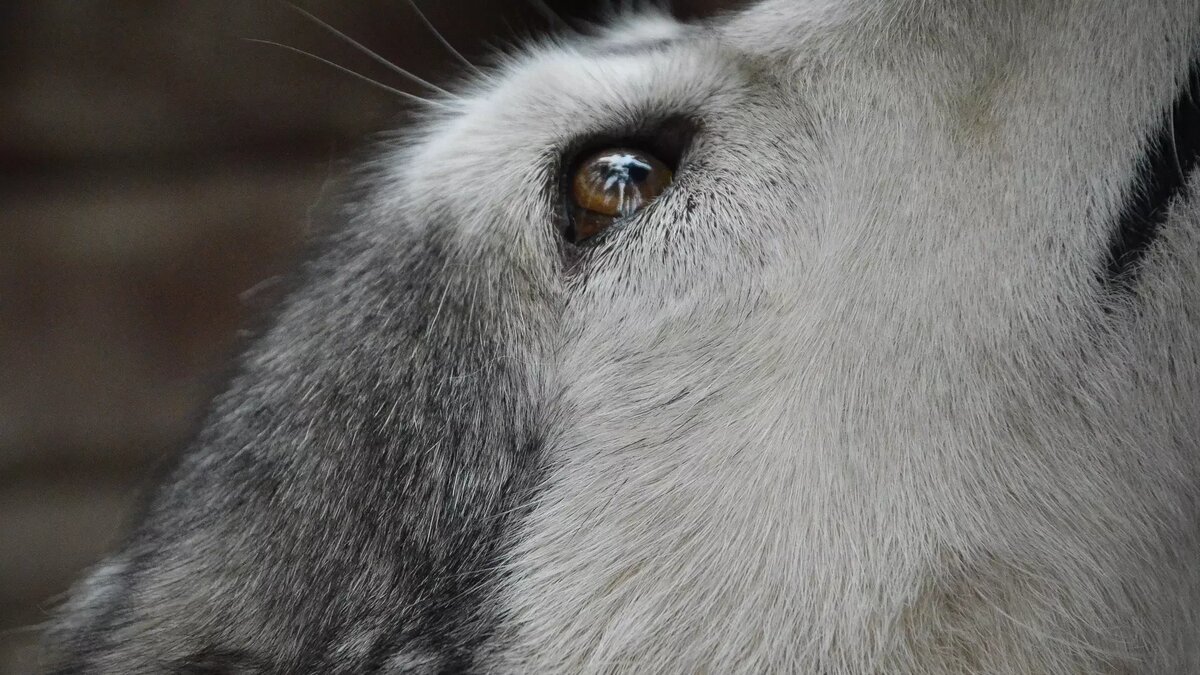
[566,148,673,243]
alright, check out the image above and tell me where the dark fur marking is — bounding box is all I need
[172,648,270,674]
[46,213,555,672]
[1104,57,1200,287]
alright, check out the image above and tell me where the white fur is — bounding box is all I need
[377,1,1200,671]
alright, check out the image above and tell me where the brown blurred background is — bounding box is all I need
[0,1,741,672]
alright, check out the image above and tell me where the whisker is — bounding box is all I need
[242,38,450,109]
[1168,104,1186,186]
[282,1,458,98]
[404,0,487,77]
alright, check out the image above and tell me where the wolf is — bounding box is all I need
[44,0,1200,672]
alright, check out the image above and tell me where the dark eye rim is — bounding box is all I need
[556,115,698,248]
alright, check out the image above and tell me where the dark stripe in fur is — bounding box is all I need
[46,209,555,673]
[1105,57,1200,286]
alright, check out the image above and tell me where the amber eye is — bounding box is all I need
[567,148,673,242]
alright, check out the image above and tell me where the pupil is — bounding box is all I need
[626,162,650,183]
[599,154,652,188]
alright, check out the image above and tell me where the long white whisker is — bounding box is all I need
[1168,105,1186,186]
[404,0,487,77]
[242,38,450,109]
[282,1,458,98]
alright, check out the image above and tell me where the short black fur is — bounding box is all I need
[1105,58,1200,286]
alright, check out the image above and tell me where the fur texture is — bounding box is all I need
[45,1,1200,673]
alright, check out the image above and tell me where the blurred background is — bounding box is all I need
[0,1,741,671]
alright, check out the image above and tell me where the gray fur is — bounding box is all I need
[45,206,560,671]
[46,1,1200,672]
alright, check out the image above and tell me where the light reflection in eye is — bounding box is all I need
[568,147,672,242]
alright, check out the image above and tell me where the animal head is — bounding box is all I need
[47,1,1200,673]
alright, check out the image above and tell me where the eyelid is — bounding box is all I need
[558,116,697,180]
